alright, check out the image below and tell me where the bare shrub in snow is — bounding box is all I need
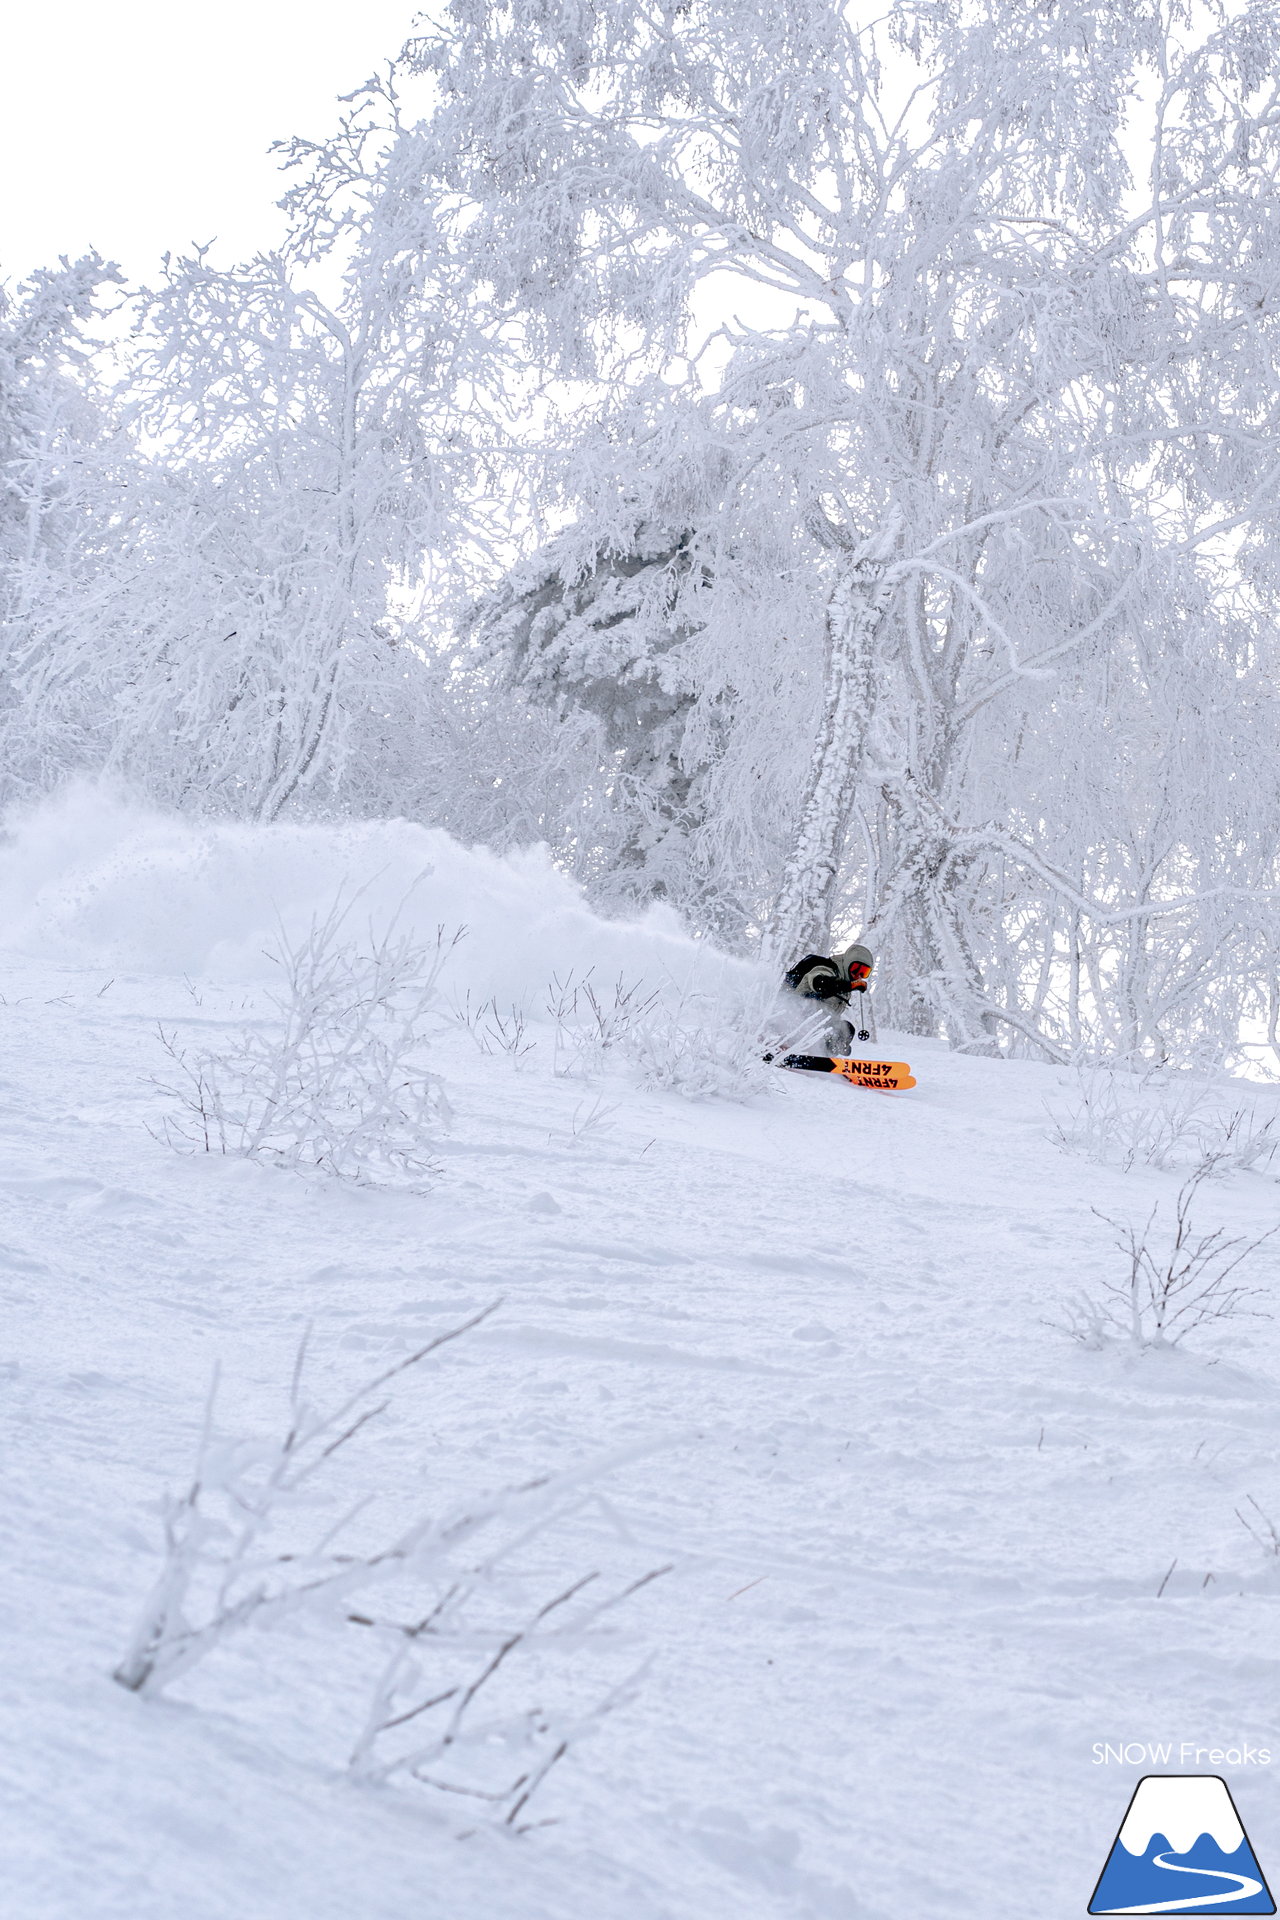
[112,1306,501,1695]
[348,1566,667,1829]
[623,979,778,1102]
[114,1309,670,1826]
[563,1096,618,1147]
[452,990,536,1065]
[1059,1164,1277,1351]
[543,969,658,1079]
[1235,1495,1280,1560]
[154,897,459,1185]
[545,966,774,1101]
[1211,1108,1280,1177]
[1049,1064,1280,1177]
[577,973,659,1062]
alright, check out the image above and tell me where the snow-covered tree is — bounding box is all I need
[10,79,520,821]
[463,390,830,941]
[0,256,124,798]
[8,2,1280,1072]
[387,0,1280,1061]
[468,517,715,903]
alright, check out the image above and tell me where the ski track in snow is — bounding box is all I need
[2,956,1280,1919]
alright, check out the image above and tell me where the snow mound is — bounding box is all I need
[0,785,758,1004]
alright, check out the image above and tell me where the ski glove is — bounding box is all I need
[806,974,848,1000]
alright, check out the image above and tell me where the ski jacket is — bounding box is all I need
[784,943,874,1005]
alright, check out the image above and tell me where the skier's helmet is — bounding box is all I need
[841,942,874,985]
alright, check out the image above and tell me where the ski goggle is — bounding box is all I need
[849,962,871,982]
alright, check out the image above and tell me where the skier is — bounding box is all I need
[782,942,875,1054]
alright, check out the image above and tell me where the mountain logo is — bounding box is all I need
[1089,1775,1275,1914]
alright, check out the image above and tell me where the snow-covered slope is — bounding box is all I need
[2,800,1279,1920]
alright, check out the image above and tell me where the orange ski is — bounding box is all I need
[775,1053,917,1091]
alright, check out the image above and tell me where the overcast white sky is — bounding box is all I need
[2,1,422,284]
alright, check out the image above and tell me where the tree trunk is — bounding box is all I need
[867,780,1001,1054]
[764,525,899,965]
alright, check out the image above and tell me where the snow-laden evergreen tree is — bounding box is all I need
[467,518,713,907]
[382,0,1280,1062]
[462,381,831,942]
